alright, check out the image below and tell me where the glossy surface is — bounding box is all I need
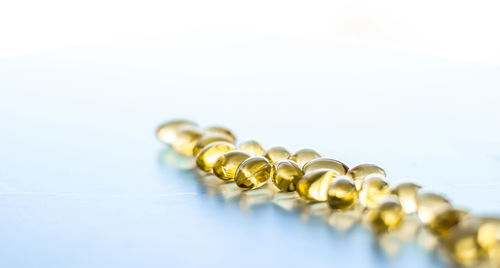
[347,164,386,190]
[156,119,197,145]
[290,148,321,168]
[213,151,251,181]
[296,169,337,201]
[203,126,237,142]
[195,142,235,172]
[443,226,484,266]
[392,183,421,214]
[366,196,404,233]
[171,126,203,156]
[477,218,500,250]
[417,193,451,224]
[272,160,303,192]
[192,134,235,156]
[264,146,291,164]
[302,158,348,175]
[327,176,357,210]
[427,207,466,238]
[238,140,265,157]
[234,157,274,190]
[359,177,391,209]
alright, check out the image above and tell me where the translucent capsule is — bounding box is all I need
[392,183,421,214]
[428,207,467,238]
[296,169,337,201]
[290,148,321,168]
[359,177,391,209]
[238,140,265,157]
[264,146,291,164]
[417,193,451,224]
[327,176,357,210]
[195,142,235,172]
[203,126,236,142]
[171,126,203,156]
[272,160,303,192]
[443,226,485,266]
[347,164,386,190]
[156,119,197,144]
[213,151,251,181]
[234,157,274,190]
[477,218,500,250]
[366,195,404,233]
[192,134,235,157]
[302,158,348,175]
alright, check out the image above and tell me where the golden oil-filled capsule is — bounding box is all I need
[156,119,197,144]
[172,126,203,156]
[347,164,386,190]
[238,140,265,157]
[234,156,274,190]
[203,126,236,142]
[192,134,235,156]
[417,193,451,224]
[477,218,500,250]
[392,183,421,214]
[296,169,337,201]
[264,146,291,164]
[213,151,251,181]
[489,244,500,268]
[272,160,303,192]
[427,206,468,238]
[443,226,485,266]
[302,158,348,175]
[327,176,357,210]
[359,176,391,209]
[290,148,321,168]
[366,195,404,233]
[195,142,235,172]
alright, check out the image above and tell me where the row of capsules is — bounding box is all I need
[156,119,500,267]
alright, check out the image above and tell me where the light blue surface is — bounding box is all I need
[0,44,499,267]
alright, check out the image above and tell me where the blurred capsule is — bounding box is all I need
[213,151,251,181]
[296,169,337,201]
[272,160,303,192]
[392,183,421,214]
[417,193,451,224]
[195,141,235,172]
[477,217,500,250]
[443,225,485,266]
[290,148,321,168]
[264,146,291,164]
[302,158,348,175]
[359,176,391,209]
[234,157,274,190]
[366,195,404,234]
[203,126,236,142]
[193,134,235,156]
[327,176,357,210]
[427,206,468,238]
[172,126,203,156]
[347,164,386,190]
[156,119,197,145]
[238,140,265,157]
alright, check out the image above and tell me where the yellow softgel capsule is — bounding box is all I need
[347,164,386,190]
[203,126,236,142]
[366,195,404,233]
[272,160,303,192]
[428,207,467,238]
[290,148,321,168]
[296,169,337,201]
[156,119,197,144]
[327,176,357,210]
[213,151,251,181]
[195,142,236,172]
[264,146,291,164]
[172,126,203,156]
[234,156,274,190]
[238,140,265,156]
[392,183,421,214]
[477,218,500,250]
[417,193,451,224]
[443,226,485,266]
[192,134,235,157]
[359,177,391,209]
[302,158,348,175]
